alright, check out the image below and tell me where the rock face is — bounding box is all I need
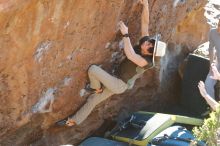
[0,0,211,145]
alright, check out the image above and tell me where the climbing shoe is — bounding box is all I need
[80,84,103,97]
[56,119,67,126]
[56,117,76,126]
[66,118,77,126]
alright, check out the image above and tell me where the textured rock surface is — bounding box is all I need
[154,0,210,106]
[0,0,212,145]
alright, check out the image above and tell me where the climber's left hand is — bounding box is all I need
[118,21,128,35]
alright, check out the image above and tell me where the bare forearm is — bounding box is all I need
[141,3,149,36]
[118,20,147,67]
[122,37,148,67]
[123,37,135,58]
[204,94,219,110]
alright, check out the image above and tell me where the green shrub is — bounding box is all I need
[193,106,220,146]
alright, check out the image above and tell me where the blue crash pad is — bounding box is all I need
[79,137,129,146]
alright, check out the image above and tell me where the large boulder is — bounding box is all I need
[0,0,212,145]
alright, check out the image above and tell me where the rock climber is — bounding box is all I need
[65,0,164,126]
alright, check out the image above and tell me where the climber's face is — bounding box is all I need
[141,41,153,55]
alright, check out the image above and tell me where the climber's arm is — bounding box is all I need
[202,93,219,111]
[123,37,148,67]
[119,21,148,67]
[140,0,150,37]
[198,81,219,111]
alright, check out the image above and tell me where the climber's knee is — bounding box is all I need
[112,82,128,94]
[114,87,127,94]
[88,65,100,74]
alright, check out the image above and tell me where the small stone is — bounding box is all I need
[105,42,111,49]
[79,89,86,97]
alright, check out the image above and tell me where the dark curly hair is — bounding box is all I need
[133,36,155,56]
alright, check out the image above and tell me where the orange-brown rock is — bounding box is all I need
[0,0,211,145]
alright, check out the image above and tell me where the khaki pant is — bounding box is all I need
[71,65,128,125]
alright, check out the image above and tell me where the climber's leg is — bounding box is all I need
[67,88,114,125]
[88,65,128,94]
[87,65,103,92]
[65,65,128,126]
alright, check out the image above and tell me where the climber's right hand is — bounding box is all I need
[118,21,128,35]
